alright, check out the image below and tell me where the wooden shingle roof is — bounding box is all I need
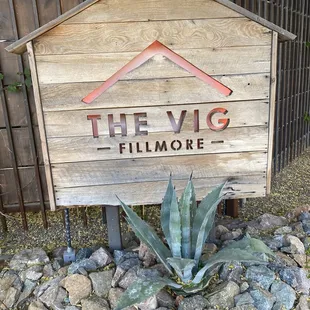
[6,0,296,55]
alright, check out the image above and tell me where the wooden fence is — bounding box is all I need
[0,0,309,231]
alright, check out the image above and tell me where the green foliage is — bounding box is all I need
[116,177,274,309]
[304,112,310,122]
[306,42,310,48]
[0,68,32,93]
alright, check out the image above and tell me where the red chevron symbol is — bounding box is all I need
[82,40,233,104]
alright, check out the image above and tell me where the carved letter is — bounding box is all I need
[134,113,148,136]
[119,143,126,154]
[155,141,167,152]
[194,110,199,132]
[167,110,187,133]
[206,108,230,131]
[87,115,101,138]
[171,140,182,151]
[108,114,127,137]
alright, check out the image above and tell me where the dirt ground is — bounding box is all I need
[0,149,309,256]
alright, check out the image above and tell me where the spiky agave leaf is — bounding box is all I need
[160,176,175,249]
[179,178,195,258]
[167,257,196,283]
[225,234,276,258]
[118,198,173,274]
[189,179,197,229]
[192,247,268,284]
[169,188,182,258]
[115,277,166,310]
[191,183,226,262]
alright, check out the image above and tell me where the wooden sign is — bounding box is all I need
[6,0,296,210]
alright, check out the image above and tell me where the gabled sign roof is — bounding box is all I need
[82,40,233,104]
[5,0,296,55]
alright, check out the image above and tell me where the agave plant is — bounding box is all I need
[115,177,275,310]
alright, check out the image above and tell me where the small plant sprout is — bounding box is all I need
[115,176,275,310]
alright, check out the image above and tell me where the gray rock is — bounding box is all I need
[279,267,310,294]
[250,214,287,231]
[138,267,162,279]
[299,212,310,222]
[270,280,296,310]
[245,265,276,290]
[304,236,310,250]
[24,265,43,281]
[111,258,141,287]
[250,287,276,310]
[9,248,49,271]
[0,270,22,301]
[215,225,229,239]
[201,243,218,261]
[231,306,257,310]
[274,226,292,235]
[39,284,67,309]
[122,231,139,249]
[282,235,305,254]
[235,292,255,306]
[43,264,55,277]
[246,306,271,310]
[28,300,48,310]
[118,265,139,289]
[52,259,63,272]
[89,247,113,268]
[68,258,97,274]
[220,261,243,283]
[240,282,250,293]
[89,269,114,298]
[113,250,139,265]
[137,295,158,310]
[52,247,67,259]
[275,252,298,267]
[65,307,79,310]
[156,289,174,308]
[221,229,243,241]
[208,281,240,309]
[292,254,307,267]
[156,308,169,310]
[81,295,110,310]
[60,274,92,305]
[303,220,310,235]
[76,248,93,261]
[16,279,36,306]
[108,287,124,309]
[178,295,209,310]
[34,276,64,298]
[296,295,310,310]
[3,286,19,308]
[264,235,284,251]
[139,243,157,267]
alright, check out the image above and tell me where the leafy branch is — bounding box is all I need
[305,112,310,123]
[0,68,32,93]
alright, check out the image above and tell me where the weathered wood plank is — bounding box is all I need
[44,100,269,138]
[54,176,267,206]
[52,152,267,188]
[33,18,271,55]
[36,45,271,84]
[40,74,270,112]
[5,0,100,54]
[27,41,56,211]
[47,126,268,163]
[64,0,242,24]
[267,32,278,193]
[0,166,48,205]
[0,127,43,168]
